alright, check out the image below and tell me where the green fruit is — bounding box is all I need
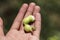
[23,15,35,24]
[24,24,35,32]
[24,24,32,32]
[23,15,35,32]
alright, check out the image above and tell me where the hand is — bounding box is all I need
[0,3,41,40]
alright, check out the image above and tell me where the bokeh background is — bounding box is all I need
[0,0,60,40]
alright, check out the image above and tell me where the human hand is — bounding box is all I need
[0,3,41,40]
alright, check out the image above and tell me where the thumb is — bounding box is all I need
[0,17,4,37]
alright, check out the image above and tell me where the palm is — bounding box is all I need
[0,3,41,40]
[5,29,39,40]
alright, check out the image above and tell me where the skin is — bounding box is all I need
[0,3,41,40]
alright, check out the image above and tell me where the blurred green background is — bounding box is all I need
[0,0,60,40]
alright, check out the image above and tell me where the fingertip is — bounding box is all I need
[35,6,41,11]
[22,3,28,8]
[33,6,40,15]
[30,2,36,6]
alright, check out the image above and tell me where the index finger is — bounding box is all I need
[10,4,28,30]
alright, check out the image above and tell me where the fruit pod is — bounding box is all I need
[24,24,32,32]
[23,15,35,24]
[24,24,35,32]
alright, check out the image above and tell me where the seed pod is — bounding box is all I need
[24,24,32,32]
[23,15,35,24]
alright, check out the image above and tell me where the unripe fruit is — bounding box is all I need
[23,15,35,24]
[24,24,32,32]
[23,15,35,32]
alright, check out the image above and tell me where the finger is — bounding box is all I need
[33,13,41,37]
[32,6,40,34]
[24,2,35,17]
[33,6,40,15]
[20,3,35,31]
[10,4,28,30]
[32,6,40,29]
[0,17,4,36]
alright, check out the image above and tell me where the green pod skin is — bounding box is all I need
[24,24,32,32]
[24,24,35,32]
[23,15,35,24]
